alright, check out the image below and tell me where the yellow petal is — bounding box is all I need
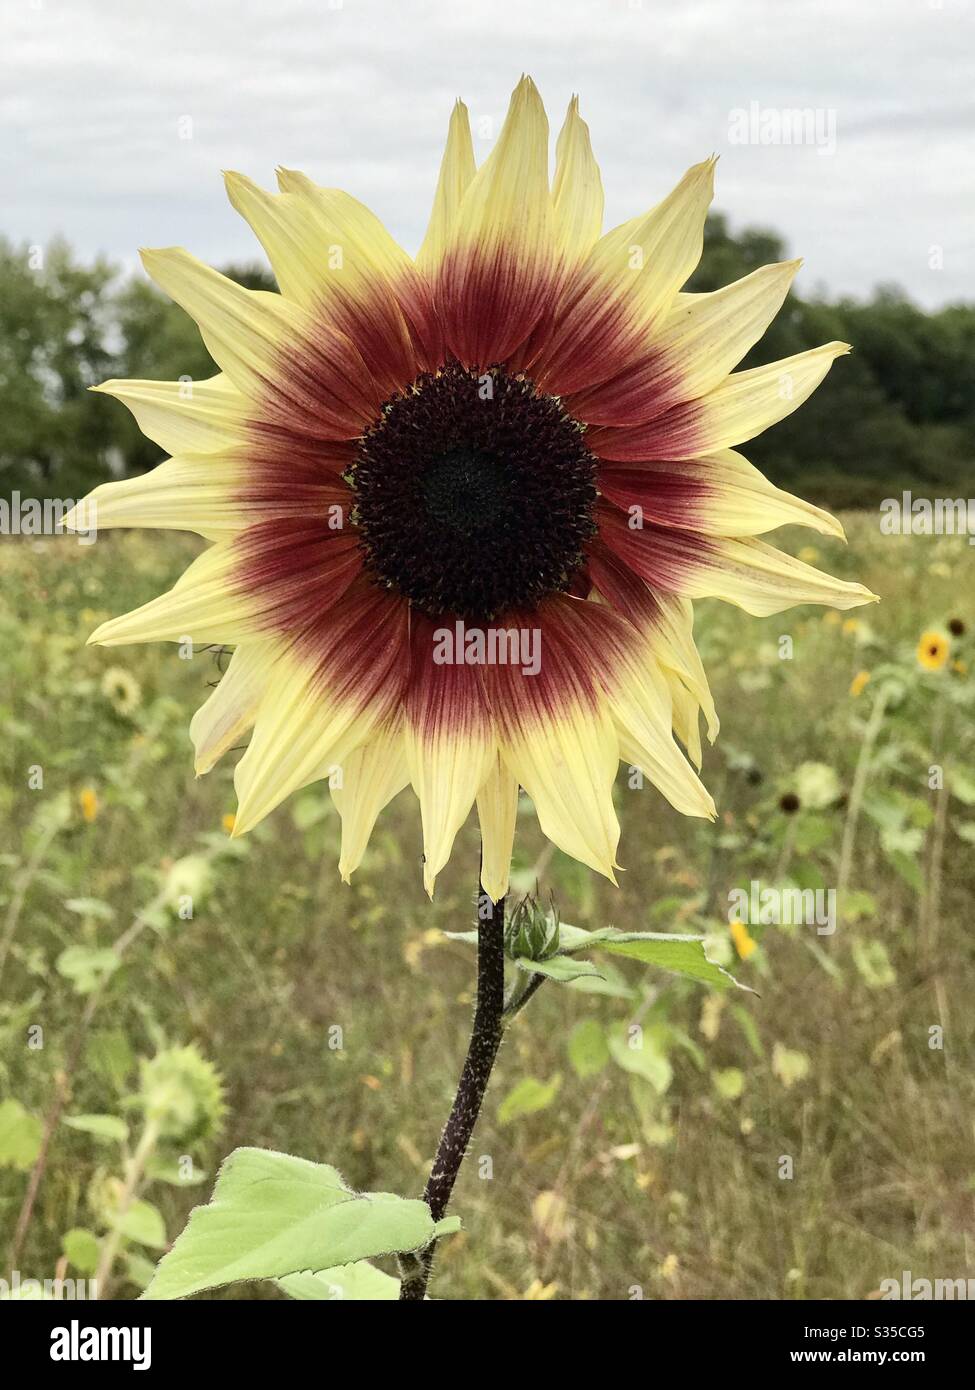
[416,99,476,275]
[90,374,246,455]
[487,607,621,882]
[190,641,276,774]
[273,170,442,373]
[570,260,801,426]
[223,171,339,309]
[588,546,718,744]
[404,622,496,898]
[655,262,802,401]
[581,603,716,819]
[140,246,378,434]
[532,158,715,394]
[689,341,851,454]
[331,721,410,883]
[551,96,604,272]
[664,670,704,769]
[437,75,556,366]
[682,537,878,616]
[598,449,845,539]
[63,456,247,540]
[476,754,520,904]
[140,248,297,392]
[232,590,408,834]
[88,544,258,647]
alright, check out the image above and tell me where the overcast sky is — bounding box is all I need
[3,0,972,307]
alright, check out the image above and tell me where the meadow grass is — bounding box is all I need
[1,515,972,1299]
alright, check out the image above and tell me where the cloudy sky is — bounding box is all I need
[3,0,972,307]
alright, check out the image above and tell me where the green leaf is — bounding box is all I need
[64,896,117,921]
[565,959,636,999]
[608,1029,672,1094]
[63,1113,128,1143]
[567,1019,609,1079]
[125,1252,158,1291]
[596,932,754,992]
[62,1228,101,1274]
[513,954,602,983]
[0,1098,43,1170]
[277,1260,400,1300]
[56,945,120,995]
[142,1148,459,1301]
[115,1199,167,1249]
[497,1075,562,1125]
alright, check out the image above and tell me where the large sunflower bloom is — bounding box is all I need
[71,78,876,900]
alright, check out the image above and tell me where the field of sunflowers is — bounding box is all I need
[1,514,972,1299]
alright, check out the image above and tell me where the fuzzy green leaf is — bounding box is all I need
[142,1147,459,1301]
[277,1260,400,1300]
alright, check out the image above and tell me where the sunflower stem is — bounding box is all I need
[399,883,508,1301]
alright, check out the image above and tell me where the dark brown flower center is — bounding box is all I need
[350,363,597,621]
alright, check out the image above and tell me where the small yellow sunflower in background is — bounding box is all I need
[849,669,871,697]
[78,787,99,823]
[100,665,142,716]
[729,919,757,961]
[67,77,876,900]
[917,630,949,672]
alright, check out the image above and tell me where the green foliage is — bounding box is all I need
[142,1148,459,1300]
[0,1098,42,1170]
[497,1075,562,1125]
[2,522,973,1298]
[276,1261,401,1301]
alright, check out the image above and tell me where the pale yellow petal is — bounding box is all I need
[63,456,248,540]
[90,375,246,455]
[331,721,410,883]
[683,537,878,616]
[190,641,277,774]
[416,99,476,275]
[476,754,519,904]
[88,544,257,648]
[690,341,851,454]
[141,246,380,436]
[437,75,555,365]
[551,96,604,270]
[231,590,408,835]
[654,261,802,402]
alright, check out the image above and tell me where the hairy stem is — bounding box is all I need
[93,1117,161,1300]
[399,888,507,1301]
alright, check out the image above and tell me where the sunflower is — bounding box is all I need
[100,664,143,715]
[917,630,949,671]
[68,78,876,900]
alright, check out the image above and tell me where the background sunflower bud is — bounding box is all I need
[137,1045,226,1145]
